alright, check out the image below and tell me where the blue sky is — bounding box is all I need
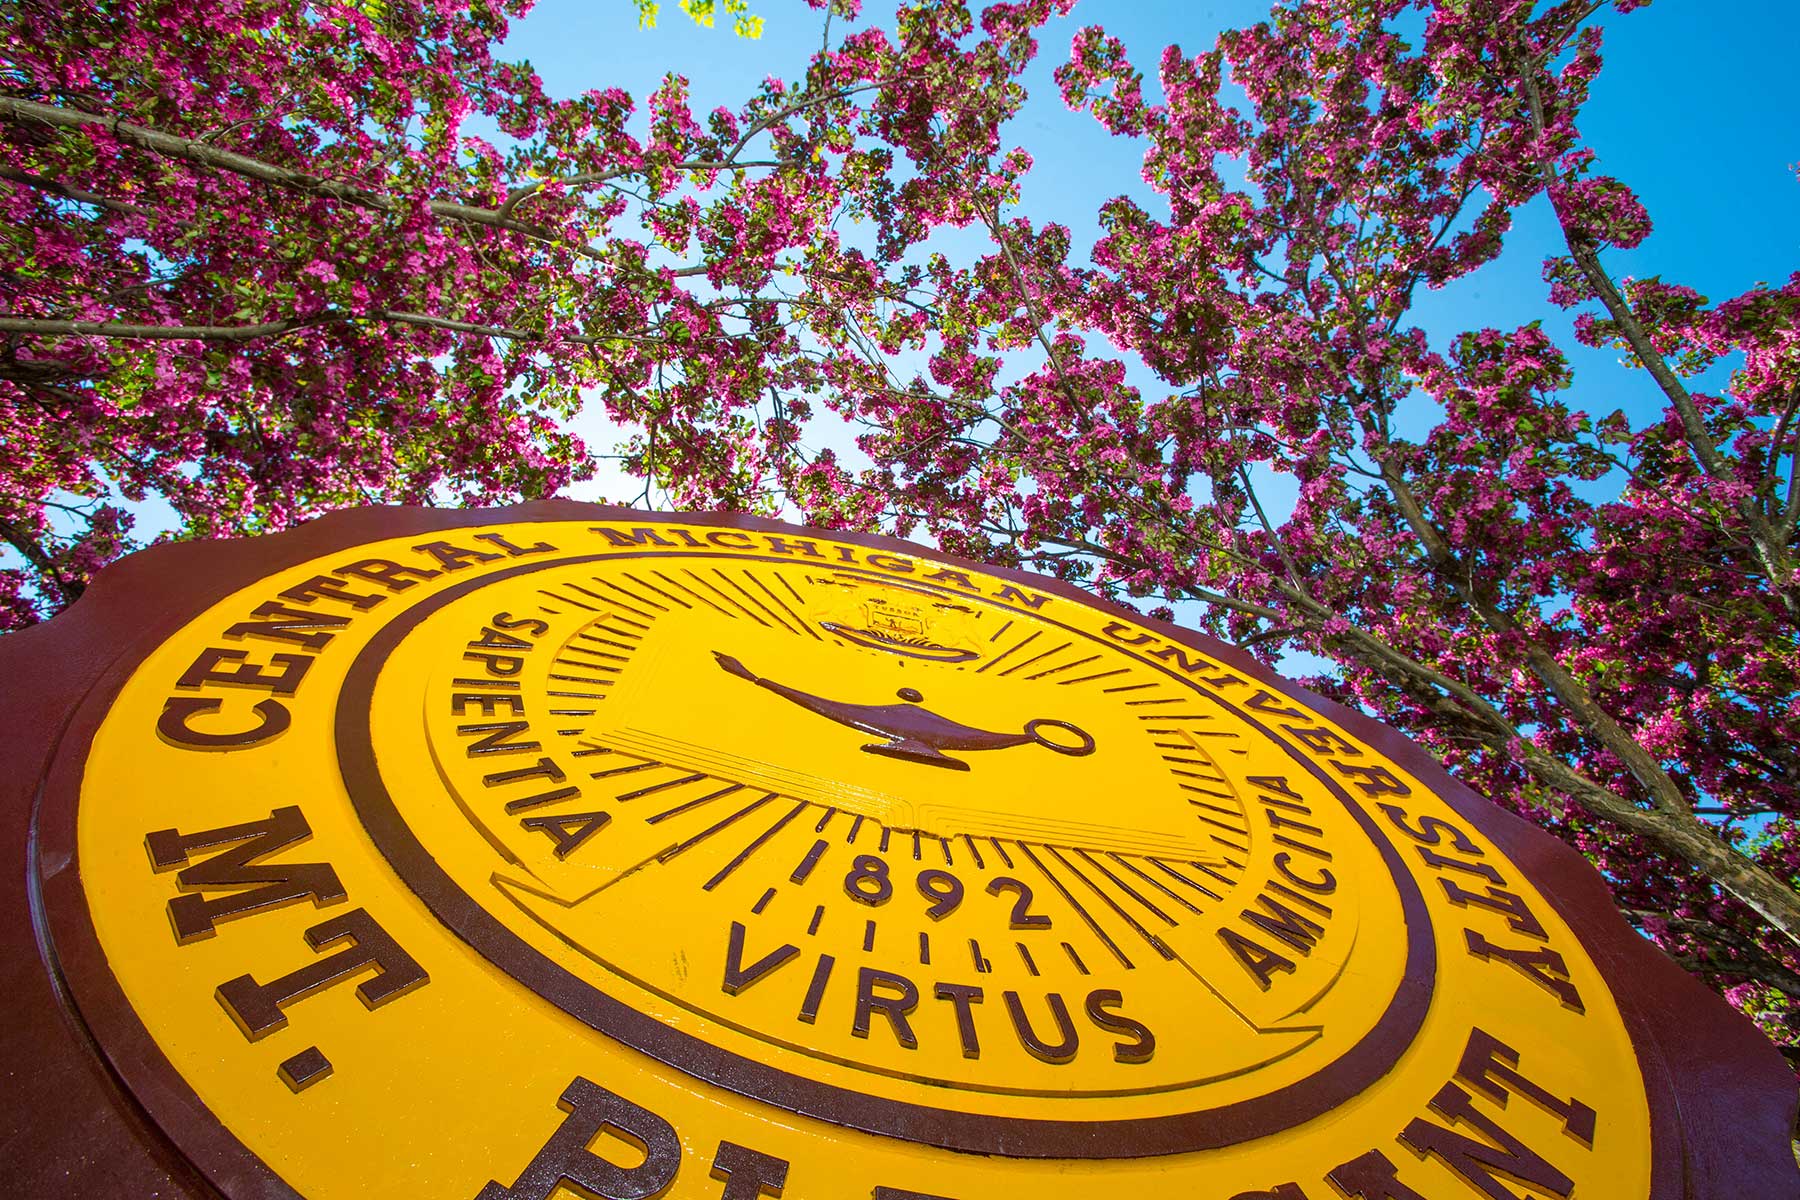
[497,0,1800,506]
[499,0,1800,334]
[482,0,1799,685]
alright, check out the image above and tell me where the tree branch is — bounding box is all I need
[0,164,157,220]
[0,517,82,606]
[1514,73,1797,617]
[0,96,606,261]
[0,315,342,342]
[0,311,675,347]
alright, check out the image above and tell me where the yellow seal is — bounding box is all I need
[62,514,1655,1198]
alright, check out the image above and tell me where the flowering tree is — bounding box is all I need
[783,0,1800,1048]
[0,0,952,617]
[812,0,1800,1045]
[4,0,1796,1049]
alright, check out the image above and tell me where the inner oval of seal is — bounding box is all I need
[338,550,1435,1156]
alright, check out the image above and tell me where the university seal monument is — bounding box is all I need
[1,503,1794,1198]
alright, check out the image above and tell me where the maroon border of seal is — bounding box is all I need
[1,501,1795,1197]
